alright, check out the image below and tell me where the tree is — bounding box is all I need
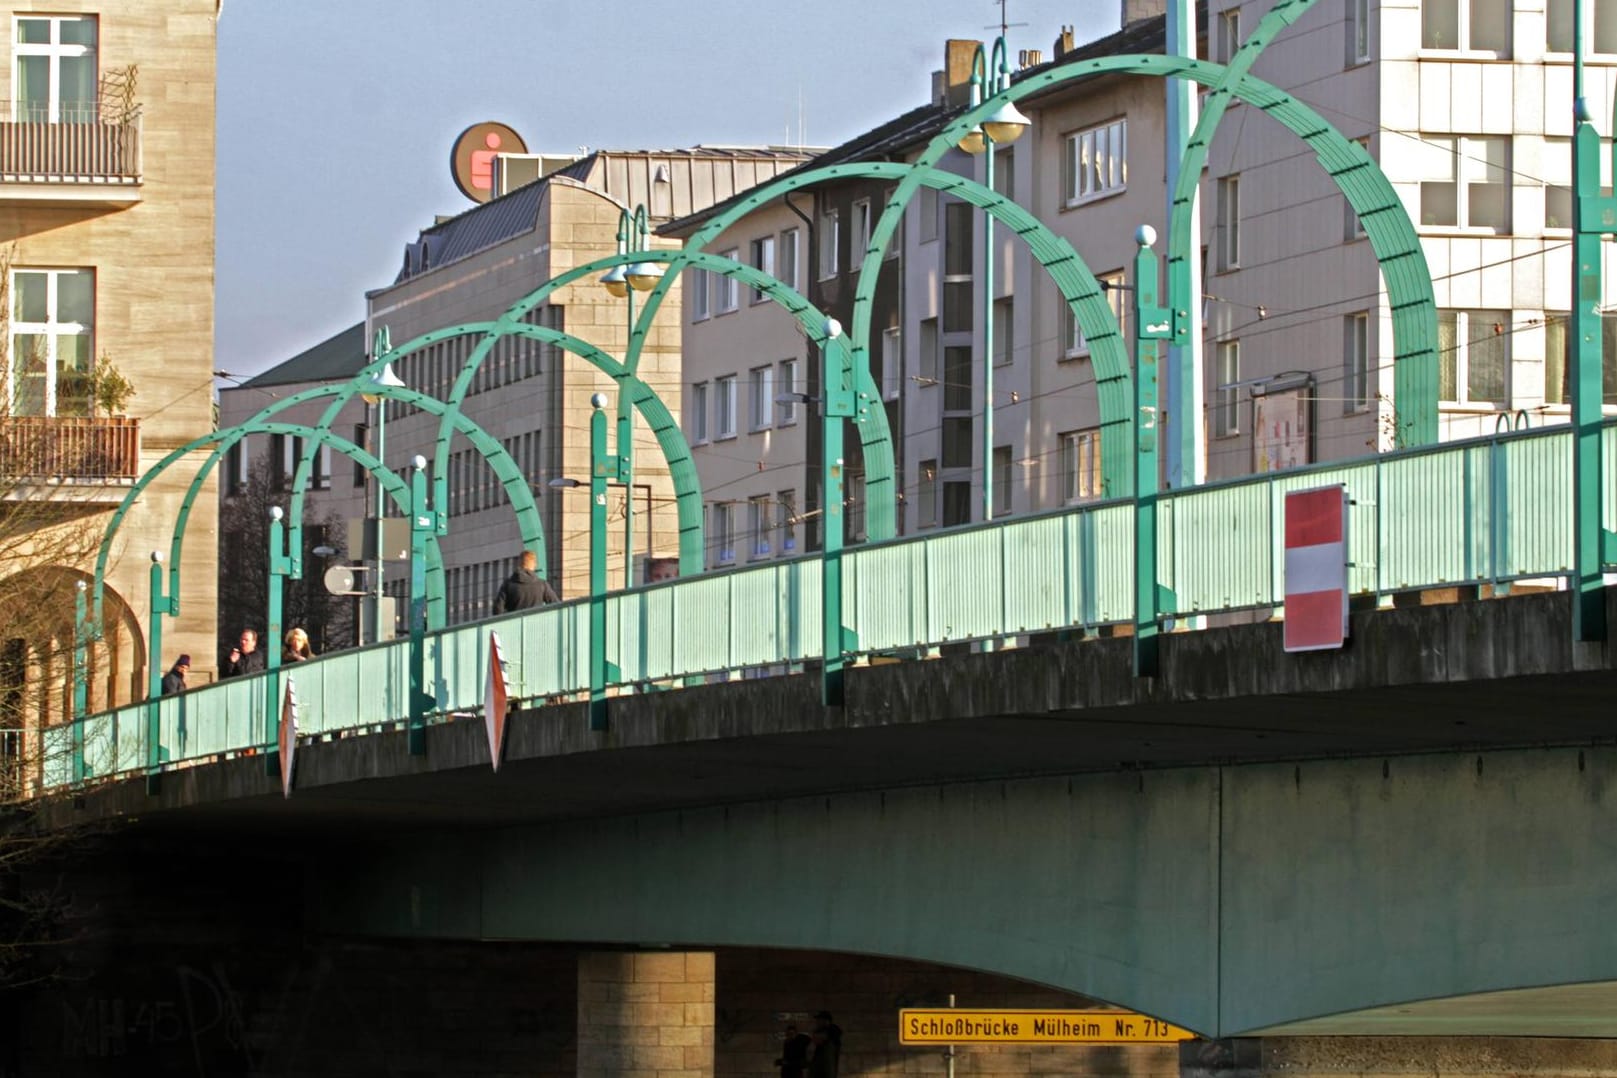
[217,453,355,661]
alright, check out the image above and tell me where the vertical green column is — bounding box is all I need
[409,456,432,753]
[71,580,87,782]
[265,506,290,774]
[1571,25,1610,641]
[588,396,612,730]
[982,136,997,525]
[1133,227,1172,678]
[621,285,637,589]
[821,320,852,706]
[145,552,172,793]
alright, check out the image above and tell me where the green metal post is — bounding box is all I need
[821,319,852,706]
[1572,6,1610,643]
[145,552,172,792]
[588,396,612,730]
[409,456,432,753]
[265,506,290,774]
[1133,227,1172,677]
[71,580,87,782]
[982,126,996,525]
[621,286,636,589]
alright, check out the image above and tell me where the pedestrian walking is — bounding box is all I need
[493,550,559,614]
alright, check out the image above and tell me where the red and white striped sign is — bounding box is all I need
[1283,485,1350,653]
[279,676,297,798]
[484,631,509,772]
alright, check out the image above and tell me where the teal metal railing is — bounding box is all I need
[40,420,1617,792]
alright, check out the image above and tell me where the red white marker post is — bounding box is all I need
[484,631,509,772]
[278,677,297,798]
[1283,485,1350,653]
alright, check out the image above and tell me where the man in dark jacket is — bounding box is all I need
[493,550,559,615]
[160,655,190,696]
[221,628,263,678]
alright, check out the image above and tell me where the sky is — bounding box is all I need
[214,0,1119,378]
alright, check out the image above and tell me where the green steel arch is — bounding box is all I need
[90,424,445,632]
[1169,0,1437,445]
[621,162,1135,498]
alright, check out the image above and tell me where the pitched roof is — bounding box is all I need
[241,321,368,389]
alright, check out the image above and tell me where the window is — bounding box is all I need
[818,208,840,279]
[1422,0,1510,52]
[7,268,92,416]
[715,374,737,438]
[1217,175,1241,270]
[778,229,800,290]
[942,202,974,333]
[846,470,867,541]
[13,15,96,123]
[1438,309,1510,406]
[689,381,709,443]
[353,423,369,487]
[225,443,246,497]
[1548,0,1617,52]
[776,358,799,425]
[993,147,1014,200]
[716,248,740,313]
[1414,135,1509,231]
[749,235,775,304]
[1349,0,1372,62]
[992,445,1012,516]
[919,186,940,243]
[749,364,774,431]
[992,298,1014,366]
[1344,312,1371,412]
[943,346,973,412]
[881,326,901,400]
[777,489,798,552]
[942,416,973,469]
[852,199,872,263]
[1063,119,1128,206]
[919,318,940,383]
[916,460,938,528]
[1545,312,1617,405]
[712,503,735,565]
[1215,340,1242,436]
[1059,430,1103,504]
[312,443,332,490]
[691,264,710,320]
[1064,270,1127,358]
[280,434,303,486]
[749,495,772,558]
[884,187,901,259]
[1345,138,1371,238]
[1543,137,1612,230]
[942,481,971,526]
[1217,7,1241,63]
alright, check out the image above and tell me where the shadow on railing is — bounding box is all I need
[0,104,141,182]
[43,420,1617,792]
[0,416,140,483]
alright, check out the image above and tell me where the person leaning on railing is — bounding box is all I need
[282,627,314,663]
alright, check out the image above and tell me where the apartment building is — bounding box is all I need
[0,2,218,759]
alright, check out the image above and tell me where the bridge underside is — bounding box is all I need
[51,590,1617,1039]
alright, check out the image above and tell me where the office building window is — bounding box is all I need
[943,201,974,332]
[1544,136,1612,230]
[1544,312,1617,405]
[13,15,96,123]
[884,186,902,258]
[1344,138,1372,238]
[919,185,940,243]
[942,416,973,469]
[1414,135,1509,231]
[749,364,774,431]
[1059,429,1103,504]
[224,443,246,497]
[818,208,840,278]
[846,470,867,541]
[749,495,771,558]
[749,235,775,304]
[919,317,940,383]
[881,326,901,400]
[942,480,971,526]
[1548,0,1617,52]
[712,503,735,566]
[852,199,872,262]
[689,381,709,443]
[777,489,798,552]
[778,228,800,290]
[943,346,973,412]
[1215,340,1242,436]
[1217,175,1241,270]
[716,248,740,313]
[1345,312,1371,413]
[1217,7,1241,63]
[1438,309,1510,406]
[992,298,1014,367]
[312,443,332,490]
[776,358,798,425]
[916,459,938,528]
[992,445,1012,516]
[715,374,737,438]
[1422,0,1510,53]
[7,267,92,417]
[1350,0,1372,61]
[691,268,710,321]
[1064,270,1126,358]
[1063,119,1128,206]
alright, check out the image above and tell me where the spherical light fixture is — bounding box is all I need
[981,100,1031,144]
[957,125,987,155]
[625,260,664,292]
[599,263,629,299]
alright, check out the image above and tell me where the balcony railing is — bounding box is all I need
[0,104,142,186]
[0,415,140,483]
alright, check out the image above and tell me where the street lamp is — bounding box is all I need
[958,37,1029,525]
[599,204,658,588]
[361,332,405,645]
[815,317,852,706]
[552,392,618,730]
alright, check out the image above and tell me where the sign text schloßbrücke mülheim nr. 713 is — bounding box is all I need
[898,1009,1195,1045]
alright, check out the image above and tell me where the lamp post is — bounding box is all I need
[71,579,87,781]
[817,318,852,706]
[551,392,620,730]
[361,330,405,645]
[600,204,663,588]
[957,37,1030,524]
[407,455,432,753]
[1132,226,1173,678]
[145,549,174,792]
[265,505,291,774]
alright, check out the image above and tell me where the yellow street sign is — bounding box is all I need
[899,1009,1195,1046]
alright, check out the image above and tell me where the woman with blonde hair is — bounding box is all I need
[282,627,314,663]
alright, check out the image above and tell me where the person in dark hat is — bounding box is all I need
[775,1021,811,1078]
[807,1011,842,1078]
[161,655,190,696]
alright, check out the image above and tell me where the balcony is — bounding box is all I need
[0,415,140,500]
[0,104,142,207]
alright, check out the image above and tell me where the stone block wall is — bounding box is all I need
[578,951,715,1078]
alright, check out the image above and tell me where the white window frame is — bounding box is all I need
[7,267,93,417]
[11,15,97,123]
[1062,119,1128,207]
[749,234,775,304]
[818,208,840,279]
[690,268,710,321]
[1344,312,1371,413]
[712,503,735,565]
[1217,7,1241,63]
[1421,0,1511,54]
[919,317,940,384]
[883,187,901,259]
[1063,270,1126,359]
[749,495,772,558]
[919,186,940,243]
[778,228,800,290]
[992,297,1014,367]
[853,199,872,262]
[916,459,938,528]
[1217,175,1241,270]
[992,445,1012,516]
[776,358,799,426]
[1058,430,1102,505]
[714,374,737,438]
[1215,340,1242,437]
[1438,308,1512,408]
[881,326,901,400]
[777,489,798,553]
[749,364,774,432]
[716,248,740,313]
[1349,0,1372,62]
[1414,134,1511,233]
[1547,0,1617,53]
[689,381,709,444]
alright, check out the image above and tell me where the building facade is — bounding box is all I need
[0,0,218,783]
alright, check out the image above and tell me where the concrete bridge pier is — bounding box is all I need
[578,951,714,1078]
[1192,1037,1617,1078]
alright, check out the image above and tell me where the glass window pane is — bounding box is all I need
[1421,182,1458,226]
[60,17,97,46]
[60,331,92,374]
[942,280,973,333]
[13,272,48,323]
[57,271,93,325]
[17,19,49,44]
[15,55,49,117]
[60,56,98,119]
[1603,313,1617,405]
[1547,0,1574,50]
[1545,315,1567,405]
[1600,1,1617,52]
[1467,310,1509,403]
[1470,0,1511,51]
[943,346,973,411]
[1438,312,1459,400]
[1423,0,1459,47]
[942,417,972,469]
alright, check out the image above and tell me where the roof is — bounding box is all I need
[660,12,1176,237]
[240,321,368,389]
